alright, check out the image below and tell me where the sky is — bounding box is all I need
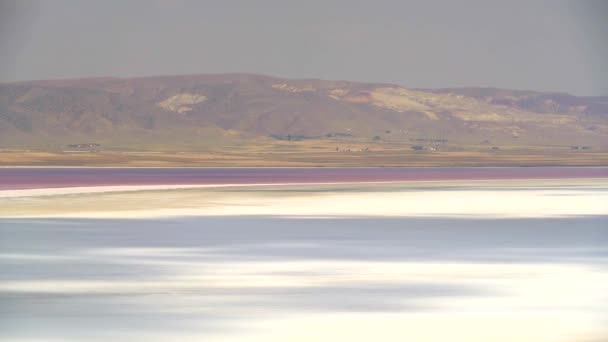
[0,0,606,96]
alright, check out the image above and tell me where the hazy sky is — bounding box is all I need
[1,0,606,95]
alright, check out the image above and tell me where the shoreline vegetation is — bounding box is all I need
[1,150,607,167]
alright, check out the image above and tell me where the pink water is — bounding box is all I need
[1,167,606,191]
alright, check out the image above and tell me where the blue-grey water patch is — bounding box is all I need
[1,216,607,341]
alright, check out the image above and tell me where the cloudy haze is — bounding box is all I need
[1,0,606,95]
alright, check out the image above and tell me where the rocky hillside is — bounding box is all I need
[1,73,606,151]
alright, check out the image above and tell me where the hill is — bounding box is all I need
[1,74,607,166]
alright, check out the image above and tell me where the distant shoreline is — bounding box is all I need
[1,150,607,168]
[1,167,606,191]
[2,165,608,169]
[2,177,607,198]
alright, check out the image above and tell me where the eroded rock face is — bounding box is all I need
[329,87,432,110]
[157,93,207,113]
[368,87,430,112]
[272,84,316,93]
[328,89,350,100]
[328,87,439,119]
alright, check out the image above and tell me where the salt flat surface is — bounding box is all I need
[1,179,607,341]
[1,216,607,342]
[1,179,607,218]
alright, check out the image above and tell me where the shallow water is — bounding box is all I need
[1,216,607,341]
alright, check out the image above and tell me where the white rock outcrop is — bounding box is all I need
[157,93,207,113]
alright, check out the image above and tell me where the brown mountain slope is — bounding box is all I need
[425,87,608,118]
[1,73,607,153]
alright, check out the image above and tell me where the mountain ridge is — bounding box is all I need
[1,73,607,154]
